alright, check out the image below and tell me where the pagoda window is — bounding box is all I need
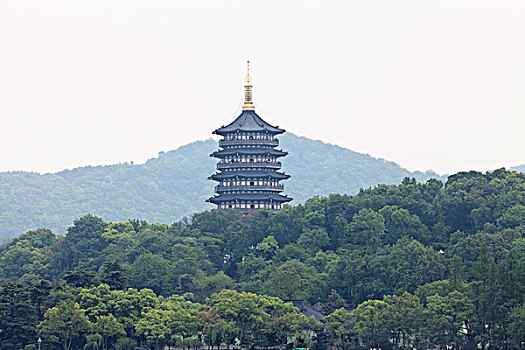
[250,181,255,186]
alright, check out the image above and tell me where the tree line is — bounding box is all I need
[0,133,442,239]
[0,169,524,349]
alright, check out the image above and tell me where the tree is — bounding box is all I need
[344,209,385,249]
[382,292,423,349]
[98,260,127,290]
[256,235,279,260]
[507,302,525,348]
[324,290,348,315]
[263,260,328,303]
[65,215,108,269]
[424,291,474,349]
[323,308,354,350]
[297,228,330,253]
[135,307,171,350]
[379,205,430,245]
[93,314,126,350]
[0,283,40,349]
[209,290,267,347]
[350,300,390,350]
[38,300,91,350]
[449,256,466,290]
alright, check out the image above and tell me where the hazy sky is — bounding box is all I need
[1,0,524,175]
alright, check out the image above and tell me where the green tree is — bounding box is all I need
[297,228,330,253]
[0,283,40,349]
[344,209,385,249]
[351,300,390,350]
[323,308,354,350]
[209,290,267,347]
[98,260,128,290]
[93,314,126,350]
[38,300,91,350]
[256,235,279,260]
[507,302,525,348]
[424,291,474,349]
[135,306,171,350]
[449,256,466,290]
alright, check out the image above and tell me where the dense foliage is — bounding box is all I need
[0,133,442,239]
[0,169,524,349]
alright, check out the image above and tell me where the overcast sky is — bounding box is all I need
[1,0,524,175]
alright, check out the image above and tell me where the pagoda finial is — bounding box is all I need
[242,60,255,111]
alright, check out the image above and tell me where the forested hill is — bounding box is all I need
[0,169,524,349]
[0,133,443,238]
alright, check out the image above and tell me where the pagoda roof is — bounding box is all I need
[213,110,285,135]
[208,193,293,204]
[211,148,288,158]
[209,171,290,181]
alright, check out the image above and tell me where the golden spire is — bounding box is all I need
[242,60,255,111]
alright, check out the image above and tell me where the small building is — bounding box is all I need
[286,300,324,322]
[207,61,292,212]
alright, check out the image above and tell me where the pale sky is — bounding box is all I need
[1,0,524,175]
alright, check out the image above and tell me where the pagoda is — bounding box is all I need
[207,61,292,212]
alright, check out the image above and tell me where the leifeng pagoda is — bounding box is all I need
[207,62,292,212]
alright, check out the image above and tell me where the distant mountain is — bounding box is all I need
[0,133,444,239]
[511,164,525,173]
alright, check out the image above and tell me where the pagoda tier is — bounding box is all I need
[209,170,290,181]
[211,148,288,158]
[207,61,292,212]
[213,110,285,136]
[209,193,292,212]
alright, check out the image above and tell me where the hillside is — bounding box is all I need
[0,169,524,349]
[511,164,525,173]
[0,133,443,238]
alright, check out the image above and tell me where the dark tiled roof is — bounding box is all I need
[213,110,285,135]
[285,300,324,321]
[207,193,292,204]
[209,171,290,181]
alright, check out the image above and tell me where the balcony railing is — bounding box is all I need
[217,161,281,170]
[215,184,284,192]
[219,139,279,147]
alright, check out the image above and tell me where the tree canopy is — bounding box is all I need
[0,169,524,348]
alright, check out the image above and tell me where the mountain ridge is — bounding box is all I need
[1,133,446,238]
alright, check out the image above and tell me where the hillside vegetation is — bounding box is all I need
[0,134,442,238]
[0,169,524,349]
